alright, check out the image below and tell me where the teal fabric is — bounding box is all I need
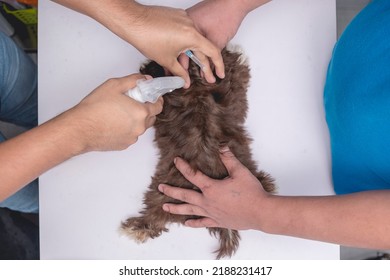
[324,0,390,194]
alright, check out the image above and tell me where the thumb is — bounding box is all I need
[178,53,190,71]
[115,73,148,94]
[165,60,191,89]
[219,146,246,177]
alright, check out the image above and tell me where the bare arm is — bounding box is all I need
[159,147,390,249]
[0,74,162,201]
[262,190,390,249]
[51,0,225,87]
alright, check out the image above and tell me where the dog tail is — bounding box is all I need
[208,228,240,259]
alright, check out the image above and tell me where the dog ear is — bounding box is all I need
[139,61,166,78]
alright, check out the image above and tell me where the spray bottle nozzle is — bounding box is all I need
[126,76,185,103]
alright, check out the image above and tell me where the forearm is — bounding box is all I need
[259,191,390,249]
[0,109,84,201]
[51,0,137,19]
[52,0,142,41]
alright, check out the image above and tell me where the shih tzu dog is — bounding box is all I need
[121,47,275,259]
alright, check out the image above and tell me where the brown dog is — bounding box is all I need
[121,48,275,259]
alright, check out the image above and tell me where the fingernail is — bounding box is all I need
[173,157,178,165]
[219,146,230,153]
[208,75,216,84]
[219,71,225,79]
[158,184,164,192]
[184,80,190,89]
[162,204,169,212]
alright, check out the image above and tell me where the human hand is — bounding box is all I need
[186,0,247,50]
[113,2,225,88]
[67,74,163,153]
[178,0,258,72]
[158,147,271,230]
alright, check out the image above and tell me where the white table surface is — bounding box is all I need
[39,0,339,259]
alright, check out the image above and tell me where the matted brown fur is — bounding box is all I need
[121,48,275,259]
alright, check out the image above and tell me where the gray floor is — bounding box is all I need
[0,0,387,260]
[336,0,371,37]
[0,208,39,259]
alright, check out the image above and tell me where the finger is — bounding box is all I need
[145,116,156,129]
[219,146,248,178]
[174,157,216,191]
[193,50,216,84]
[165,60,191,89]
[178,53,190,71]
[158,183,203,205]
[194,38,225,79]
[185,217,219,228]
[144,96,164,116]
[162,203,208,217]
[115,73,148,93]
[163,67,171,77]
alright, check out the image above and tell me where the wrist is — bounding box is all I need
[220,0,270,17]
[214,0,248,21]
[49,107,92,156]
[252,193,289,234]
[241,0,272,14]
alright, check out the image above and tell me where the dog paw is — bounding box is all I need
[120,217,167,243]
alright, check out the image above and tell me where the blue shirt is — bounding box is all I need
[324,0,390,195]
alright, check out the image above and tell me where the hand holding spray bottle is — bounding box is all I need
[126,50,203,103]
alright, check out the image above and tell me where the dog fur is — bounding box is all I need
[121,48,275,259]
